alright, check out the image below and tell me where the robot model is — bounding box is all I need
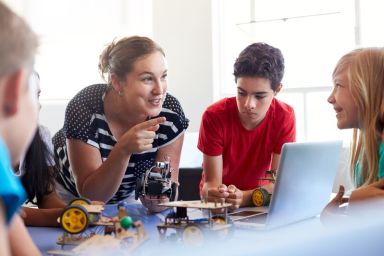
[135,159,178,202]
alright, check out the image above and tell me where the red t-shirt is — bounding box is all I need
[198,97,296,191]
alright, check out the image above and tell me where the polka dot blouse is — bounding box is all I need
[52,84,189,203]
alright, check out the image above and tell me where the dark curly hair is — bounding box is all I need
[233,42,285,91]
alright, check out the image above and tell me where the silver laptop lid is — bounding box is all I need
[266,141,342,229]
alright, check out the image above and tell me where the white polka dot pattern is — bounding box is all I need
[53,84,189,203]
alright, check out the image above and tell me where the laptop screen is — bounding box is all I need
[231,141,342,230]
[266,141,342,229]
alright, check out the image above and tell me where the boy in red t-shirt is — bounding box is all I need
[198,42,296,211]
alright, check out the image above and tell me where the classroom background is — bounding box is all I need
[6,0,384,194]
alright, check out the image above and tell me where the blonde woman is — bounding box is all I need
[323,47,384,219]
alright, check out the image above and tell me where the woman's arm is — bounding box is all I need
[67,139,128,202]
[68,117,165,202]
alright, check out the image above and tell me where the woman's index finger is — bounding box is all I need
[138,116,166,130]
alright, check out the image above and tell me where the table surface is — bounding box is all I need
[27,202,384,256]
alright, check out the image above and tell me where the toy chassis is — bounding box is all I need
[156,200,234,246]
[48,198,147,255]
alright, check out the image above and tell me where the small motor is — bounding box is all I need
[251,170,276,207]
[135,160,178,201]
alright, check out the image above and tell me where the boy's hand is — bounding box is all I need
[202,184,230,214]
[226,184,243,211]
[204,184,229,201]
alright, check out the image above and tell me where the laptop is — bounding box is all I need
[230,141,342,230]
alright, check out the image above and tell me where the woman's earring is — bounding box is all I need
[118,91,123,96]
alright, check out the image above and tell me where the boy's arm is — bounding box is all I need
[201,154,228,201]
[9,214,41,256]
[203,154,252,210]
[270,153,280,172]
[233,153,281,208]
[260,153,281,193]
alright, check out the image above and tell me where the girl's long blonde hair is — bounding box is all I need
[333,48,384,187]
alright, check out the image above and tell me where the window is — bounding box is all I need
[214,0,356,142]
[6,0,153,133]
[7,0,153,100]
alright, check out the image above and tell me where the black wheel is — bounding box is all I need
[69,197,91,206]
[60,205,89,234]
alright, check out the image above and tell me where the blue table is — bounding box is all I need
[28,203,384,256]
[28,202,167,255]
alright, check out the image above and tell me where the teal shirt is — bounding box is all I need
[0,138,26,224]
[355,143,384,186]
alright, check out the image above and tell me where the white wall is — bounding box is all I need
[37,0,210,167]
[40,0,215,134]
[152,0,215,132]
[39,100,68,135]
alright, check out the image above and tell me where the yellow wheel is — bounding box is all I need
[60,205,89,234]
[182,224,204,247]
[69,197,91,206]
[252,188,270,207]
[212,216,226,224]
[212,216,232,240]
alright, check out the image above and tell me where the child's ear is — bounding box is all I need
[274,83,283,95]
[2,69,25,117]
